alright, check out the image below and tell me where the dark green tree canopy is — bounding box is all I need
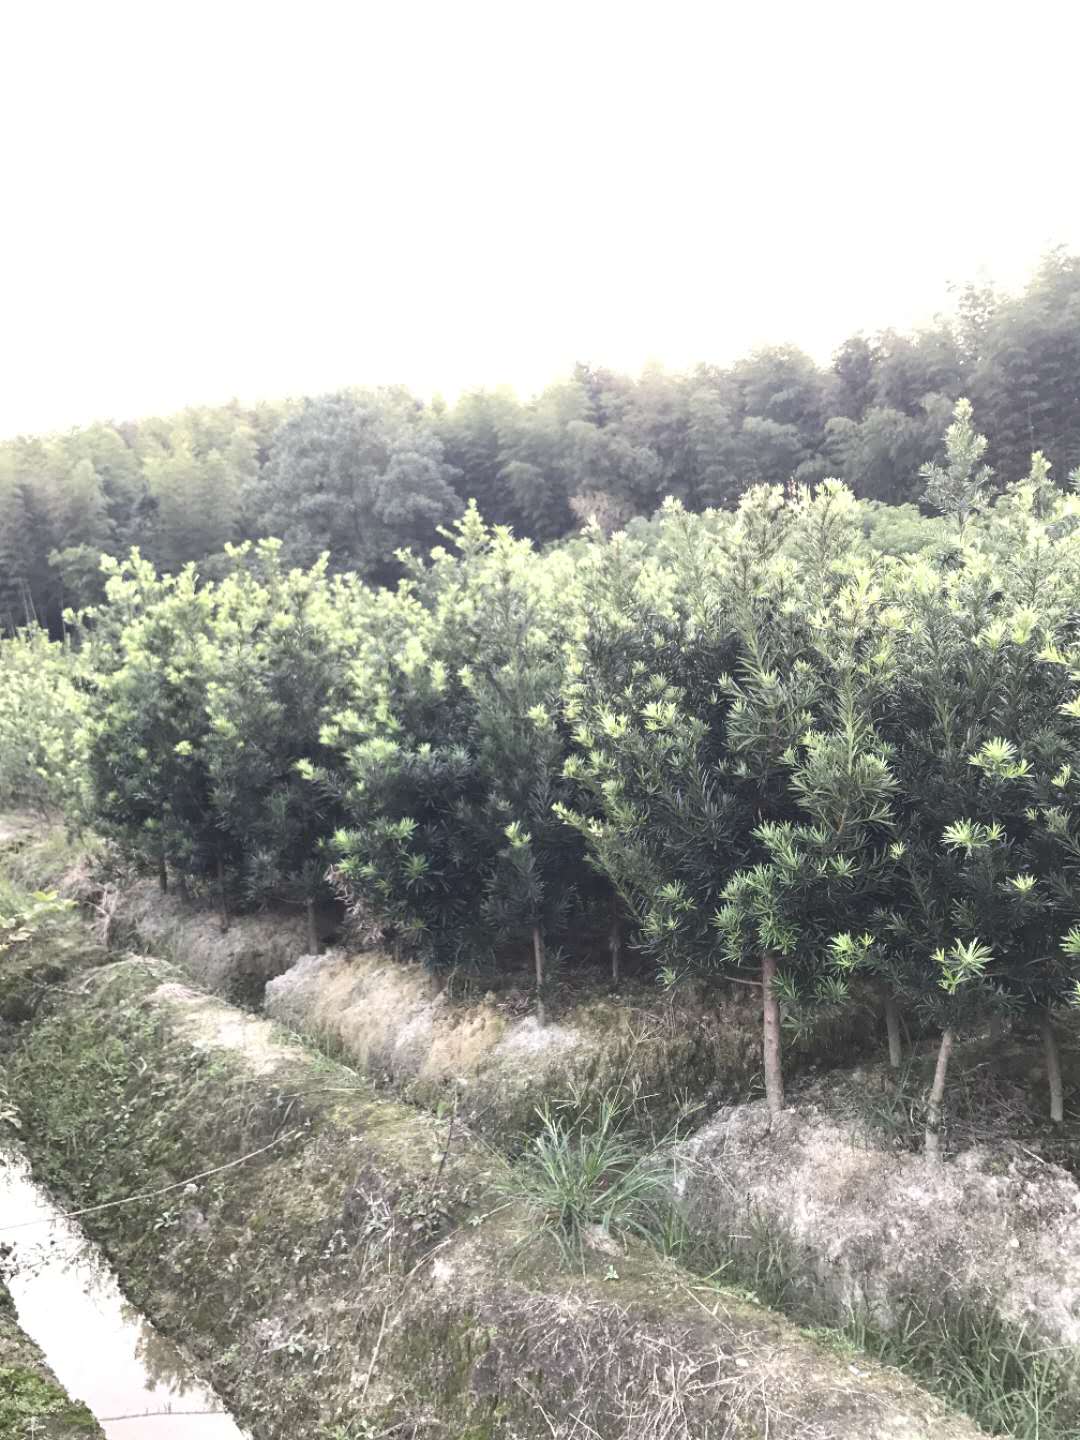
[251,389,462,580]
[7,251,1080,637]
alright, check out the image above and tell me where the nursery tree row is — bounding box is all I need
[5,402,1080,1152]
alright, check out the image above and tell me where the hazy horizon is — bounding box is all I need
[4,0,1079,439]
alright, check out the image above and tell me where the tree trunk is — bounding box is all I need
[533,924,546,1028]
[761,951,784,1118]
[217,854,229,933]
[158,848,168,895]
[1040,1008,1064,1124]
[306,897,320,956]
[925,1027,954,1160]
[609,897,622,984]
[884,994,902,1070]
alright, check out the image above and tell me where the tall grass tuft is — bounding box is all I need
[501,1092,673,1268]
[688,1207,1080,1438]
[819,1299,1080,1440]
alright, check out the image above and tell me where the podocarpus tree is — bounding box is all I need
[716,523,900,1113]
[558,506,745,983]
[1031,787,1080,1123]
[919,397,994,538]
[0,625,90,818]
[317,570,488,965]
[559,497,779,990]
[201,542,364,944]
[866,555,1004,1154]
[1003,640,1080,1120]
[328,506,589,1008]
[907,447,1080,1134]
[940,787,1074,1125]
[464,559,588,1021]
[563,485,876,1112]
[854,514,1080,1147]
[86,553,219,892]
[427,510,593,1014]
[965,476,1080,1123]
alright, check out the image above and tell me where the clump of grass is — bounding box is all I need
[855,1054,927,1151]
[500,1091,674,1268]
[675,1203,805,1315]
[685,1203,1080,1439]
[719,1208,801,1311]
[838,1298,1080,1440]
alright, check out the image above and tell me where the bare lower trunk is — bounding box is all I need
[533,924,546,1028]
[885,994,902,1069]
[761,951,784,1117]
[609,898,622,984]
[306,897,320,955]
[217,854,229,933]
[986,1013,1008,1077]
[925,1027,954,1160]
[1040,1008,1064,1124]
[158,849,168,895]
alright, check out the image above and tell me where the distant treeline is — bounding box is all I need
[3,249,1080,630]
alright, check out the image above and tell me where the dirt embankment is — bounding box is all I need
[111,878,317,1003]
[34,840,1079,1409]
[5,953,987,1440]
[0,1282,102,1437]
[682,1091,1080,1352]
[108,878,833,1139]
[265,946,767,1137]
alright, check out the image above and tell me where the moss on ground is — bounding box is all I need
[1,951,988,1440]
[0,823,996,1437]
[0,1285,102,1437]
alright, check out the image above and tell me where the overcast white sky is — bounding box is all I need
[3,0,1079,438]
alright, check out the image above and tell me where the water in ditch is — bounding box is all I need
[0,1149,249,1438]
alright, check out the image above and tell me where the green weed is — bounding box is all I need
[499,1092,673,1269]
[0,1365,101,1435]
[678,1205,802,1312]
[839,1299,1080,1440]
[680,1202,1080,1437]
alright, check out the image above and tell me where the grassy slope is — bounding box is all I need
[0,922,986,1439]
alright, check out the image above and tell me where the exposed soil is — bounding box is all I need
[682,1082,1080,1350]
[265,946,766,1138]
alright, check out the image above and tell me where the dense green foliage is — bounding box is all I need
[5,252,1080,634]
[9,375,1080,1144]
[0,627,90,815]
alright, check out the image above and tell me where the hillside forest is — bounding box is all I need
[4,250,1080,634]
